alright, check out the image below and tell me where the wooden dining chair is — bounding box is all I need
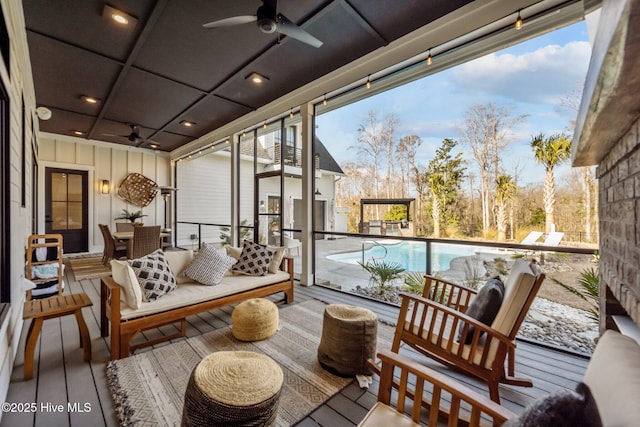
[128,225,161,259]
[99,224,127,266]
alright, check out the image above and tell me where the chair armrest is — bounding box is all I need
[398,293,515,363]
[373,349,516,425]
[422,275,477,312]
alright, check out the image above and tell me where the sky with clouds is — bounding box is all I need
[315,21,591,186]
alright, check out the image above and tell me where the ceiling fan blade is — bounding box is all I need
[101,133,128,138]
[276,13,322,48]
[203,15,256,29]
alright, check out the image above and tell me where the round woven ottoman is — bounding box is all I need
[232,298,279,341]
[181,351,284,427]
[317,304,378,377]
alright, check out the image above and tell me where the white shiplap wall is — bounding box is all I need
[38,134,171,252]
[0,0,45,411]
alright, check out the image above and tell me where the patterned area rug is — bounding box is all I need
[68,256,111,280]
[106,299,395,426]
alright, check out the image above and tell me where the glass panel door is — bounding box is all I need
[45,168,88,253]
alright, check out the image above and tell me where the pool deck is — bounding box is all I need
[301,237,494,292]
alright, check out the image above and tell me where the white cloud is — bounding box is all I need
[451,41,591,105]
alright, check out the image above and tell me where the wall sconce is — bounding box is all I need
[100,179,110,194]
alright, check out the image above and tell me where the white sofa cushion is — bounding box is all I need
[583,330,640,426]
[119,270,290,320]
[110,260,143,310]
[490,259,536,336]
[164,249,194,284]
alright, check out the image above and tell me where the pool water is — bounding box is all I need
[326,241,477,272]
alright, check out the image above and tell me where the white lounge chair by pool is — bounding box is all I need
[520,231,544,245]
[541,231,564,246]
[474,231,544,256]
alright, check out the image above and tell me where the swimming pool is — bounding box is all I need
[326,241,477,272]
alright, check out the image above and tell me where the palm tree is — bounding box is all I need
[495,174,516,241]
[530,133,571,233]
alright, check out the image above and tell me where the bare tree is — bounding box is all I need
[560,80,597,243]
[352,111,399,218]
[397,135,427,235]
[459,103,526,238]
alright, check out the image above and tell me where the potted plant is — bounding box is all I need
[116,209,148,225]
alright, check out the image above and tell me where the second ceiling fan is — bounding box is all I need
[202,0,323,48]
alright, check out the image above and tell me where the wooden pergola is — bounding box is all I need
[359,198,415,234]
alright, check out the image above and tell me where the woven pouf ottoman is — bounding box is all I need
[317,304,378,377]
[232,298,279,341]
[181,350,284,427]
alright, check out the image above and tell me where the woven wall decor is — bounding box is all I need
[117,173,158,207]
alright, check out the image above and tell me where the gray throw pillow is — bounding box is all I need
[184,243,236,285]
[457,277,504,344]
[503,382,602,427]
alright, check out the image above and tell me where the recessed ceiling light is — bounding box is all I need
[102,4,137,27]
[246,72,269,85]
[149,143,159,149]
[180,120,195,127]
[72,130,84,136]
[81,95,100,104]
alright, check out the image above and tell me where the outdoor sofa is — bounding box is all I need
[100,247,294,359]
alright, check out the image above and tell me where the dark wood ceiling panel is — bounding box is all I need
[24,0,530,153]
[37,108,97,138]
[214,3,382,107]
[149,131,194,152]
[23,0,155,62]
[349,0,474,42]
[27,32,121,114]
[133,0,272,91]
[102,68,205,130]
[164,95,254,136]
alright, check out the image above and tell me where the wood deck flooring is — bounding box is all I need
[1,260,589,427]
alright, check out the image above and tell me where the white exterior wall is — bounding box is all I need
[0,0,44,410]
[38,134,171,252]
[175,151,233,246]
[174,150,338,246]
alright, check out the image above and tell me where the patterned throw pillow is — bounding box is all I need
[184,243,236,285]
[231,240,274,276]
[128,249,177,301]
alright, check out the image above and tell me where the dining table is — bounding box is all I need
[112,231,171,241]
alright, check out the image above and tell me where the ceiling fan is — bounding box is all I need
[103,124,159,147]
[202,0,323,48]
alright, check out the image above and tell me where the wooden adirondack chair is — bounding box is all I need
[391,258,545,403]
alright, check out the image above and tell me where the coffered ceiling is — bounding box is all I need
[24,0,589,152]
